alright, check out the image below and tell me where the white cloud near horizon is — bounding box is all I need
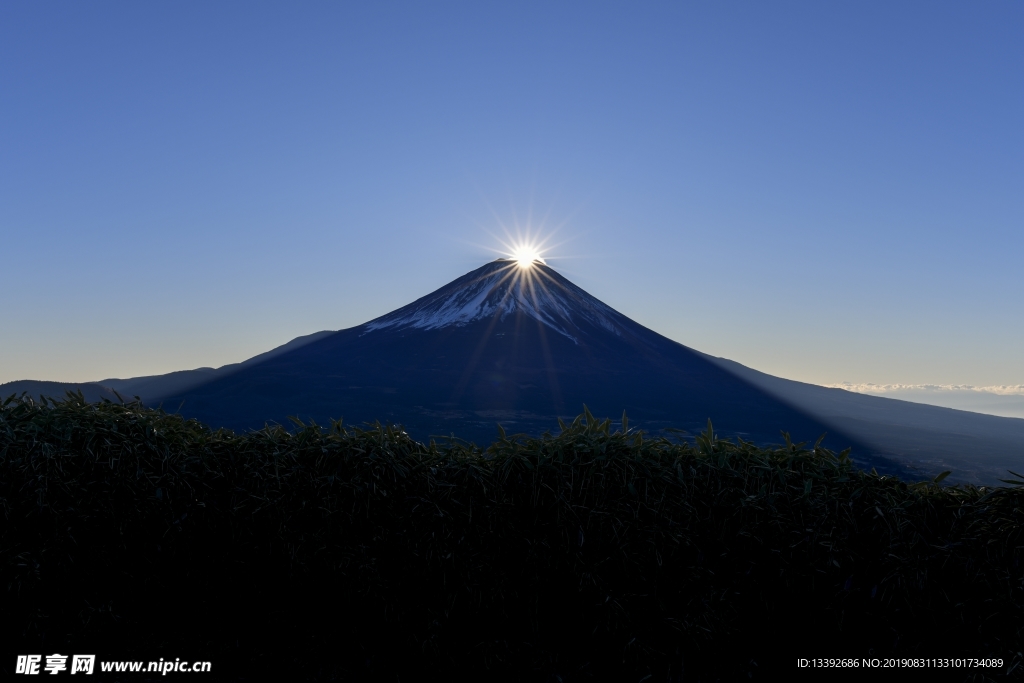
[830,383,1024,397]
[826,383,1024,419]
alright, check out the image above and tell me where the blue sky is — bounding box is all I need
[2,2,1021,393]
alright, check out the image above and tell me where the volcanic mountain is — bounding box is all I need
[145,259,905,474]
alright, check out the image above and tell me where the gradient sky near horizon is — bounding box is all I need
[2,2,1022,392]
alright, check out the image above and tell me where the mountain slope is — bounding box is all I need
[705,355,1024,485]
[99,330,336,401]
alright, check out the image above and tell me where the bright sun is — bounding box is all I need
[512,245,544,267]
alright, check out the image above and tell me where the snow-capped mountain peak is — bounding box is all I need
[363,259,630,343]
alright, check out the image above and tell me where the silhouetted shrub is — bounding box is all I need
[2,393,1021,680]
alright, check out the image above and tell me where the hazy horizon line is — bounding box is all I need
[830,382,1024,397]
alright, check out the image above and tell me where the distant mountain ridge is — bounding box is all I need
[1,330,335,405]
[101,330,337,400]
[0,380,124,404]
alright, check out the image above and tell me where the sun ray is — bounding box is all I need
[448,262,528,404]
[517,268,566,415]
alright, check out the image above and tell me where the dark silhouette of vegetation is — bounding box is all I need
[2,392,1021,681]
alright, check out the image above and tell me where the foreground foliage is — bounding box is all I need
[2,393,1022,680]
